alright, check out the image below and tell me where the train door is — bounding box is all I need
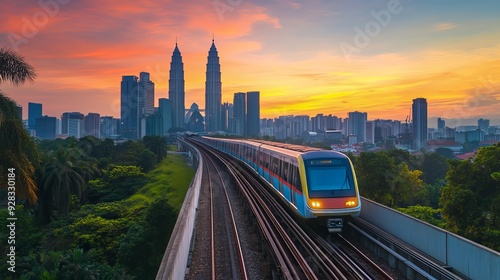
[290,163,297,206]
[261,149,269,181]
[281,160,290,201]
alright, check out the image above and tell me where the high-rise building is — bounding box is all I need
[205,39,222,132]
[138,72,155,116]
[121,75,139,140]
[293,115,310,137]
[437,118,445,130]
[61,112,84,138]
[246,91,260,137]
[28,102,42,130]
[145,108,162,136]
[347,111,367,142]
[138,72,155,138]
[478,118,490,133]
[100,116,119,139]
[437,117,445,136]
[325,114,342,130]
[233,92,246,136]
[365,121,375,144]
[169,43,185,129]
[412,98,428,150]
[84,113,100,138]
[35,116,56,139]
[158,98,173,136]
[312,114,325,132]
[221,102,230,132]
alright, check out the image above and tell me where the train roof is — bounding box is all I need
[250,139,320,153]
[301,150,350,160]
[203,137,348,159]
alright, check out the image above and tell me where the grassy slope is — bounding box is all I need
[124,154,195,212]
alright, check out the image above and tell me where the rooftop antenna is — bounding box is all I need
[212,33,214,43]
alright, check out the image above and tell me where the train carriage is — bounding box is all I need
[197,136,361,232]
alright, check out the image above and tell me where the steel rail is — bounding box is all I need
[211,149,313,279]
[198,145,248,280]
[192,138,399,279]
[336,233,393,280]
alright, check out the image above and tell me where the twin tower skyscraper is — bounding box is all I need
[169,39,222,132]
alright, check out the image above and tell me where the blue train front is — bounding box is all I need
[198,137,361,232]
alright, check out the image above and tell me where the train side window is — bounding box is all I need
[282,161,289,183]
[272,156,279,174]
[292,166,302,192]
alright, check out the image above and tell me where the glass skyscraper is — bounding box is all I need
[412,98,428,150]
[121,75,139,140]
[28,102,42,130]
[233,92,246,136]
[246,91,260,137]
[138,72,155,116]
[169,43,185,129]
[205,39,222,132]
[35,116,56,139]
[348,111,367,143]
[159,98,172,136]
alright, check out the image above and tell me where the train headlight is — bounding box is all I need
[345,200,357,207]
[311,201,322,208]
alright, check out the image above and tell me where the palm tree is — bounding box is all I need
[37,147,93,224]
[0,47,38,204]
[0,47,36,86]
[142,135,168,161]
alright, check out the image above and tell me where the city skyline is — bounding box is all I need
[2,0,500,124]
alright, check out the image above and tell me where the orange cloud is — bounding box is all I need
[434,23,458,31]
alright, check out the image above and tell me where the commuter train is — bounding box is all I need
[197,137,361,232]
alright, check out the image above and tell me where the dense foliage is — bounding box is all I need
[351,145,500,251]
[0,137,194,279]
[440,143,500,251]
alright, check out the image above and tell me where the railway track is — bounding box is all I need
[204,141,392,279]
[189,138,397,279]
[186,144,248,279]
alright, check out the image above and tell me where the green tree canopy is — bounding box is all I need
[354,152,397,205]
[421,152,449,185]
[142,135,168,161]
[392,162,427,207]
[440,143,500,250]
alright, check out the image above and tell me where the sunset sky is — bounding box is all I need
[1,0,500,127]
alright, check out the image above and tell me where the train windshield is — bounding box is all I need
[305,159,356,198]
